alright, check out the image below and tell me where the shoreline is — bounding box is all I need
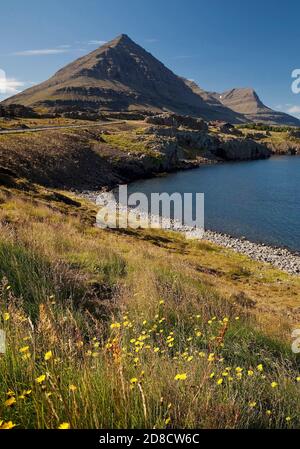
[78,189,300,276]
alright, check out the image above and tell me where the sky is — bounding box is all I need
[1,0,300,117]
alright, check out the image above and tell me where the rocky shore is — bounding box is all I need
[79,189,300,276]
[204,230,300,275]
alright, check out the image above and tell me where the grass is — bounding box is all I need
[101,131,161,158]
[0,186,299,429]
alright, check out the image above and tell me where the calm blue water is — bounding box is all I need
[126,156,300,252]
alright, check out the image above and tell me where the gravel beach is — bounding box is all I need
[78,189,300,276]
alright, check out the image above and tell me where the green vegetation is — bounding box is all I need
[238,123,299,133]
[0,185,299,429]
[101,131,159,157]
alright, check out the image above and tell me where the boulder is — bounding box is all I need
[288,129,300,139]
[212,138,271,160]
[145,113,208,131]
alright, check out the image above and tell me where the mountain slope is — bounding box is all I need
[181,78,246,123]
[219,88,300,126]
[3,35,244,122]
[4,35,299,126]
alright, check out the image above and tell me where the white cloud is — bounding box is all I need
[286,105,300,114]
[273,103,300,118]
[0,77,24,95]
[0,76,28,100]
[88,40,107,46]
[13,48,69,56]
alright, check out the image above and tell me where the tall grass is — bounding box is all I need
[0,194,299,429]
[0,283,300,429]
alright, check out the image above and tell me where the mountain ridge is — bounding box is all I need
[3,34,300,126]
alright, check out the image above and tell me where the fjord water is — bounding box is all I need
[127,156,300,252]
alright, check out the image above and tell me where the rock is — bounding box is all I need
[288,129,300,139]
[212,138,271,160]
[0,104,38,119]
[145,113,208,131]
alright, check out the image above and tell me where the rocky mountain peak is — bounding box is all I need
[2,35,300,126]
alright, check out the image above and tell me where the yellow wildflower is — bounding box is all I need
[174,373,187,381]
[165,417,171,425]
[69,384,77,391]
[0,421,16,429]
[35,374,46,384]
[110,322,121,329]
[286,417,291,422]
[296,377,300,382]
[58,422,70,429]
[216,378,223,385]
[271,382,278,388]
[4,397,16,407]
[44,351,52,361]
[247,370,254,376]
[249,401,257,408]
[19,346,29,353]
[130,377,138,384]
[257,364,263,372]
[3,312,10,321]
[208,353,215,362]
[23,389,32,396]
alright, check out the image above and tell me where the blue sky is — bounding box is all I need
[1,0,300,117]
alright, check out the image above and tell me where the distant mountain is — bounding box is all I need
[1,34,244,122]
[3,35,299,126]
[218,88,300,126]
[181,78,246,123]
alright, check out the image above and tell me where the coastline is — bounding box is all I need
[78,188,300,276]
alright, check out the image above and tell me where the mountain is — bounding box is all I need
[218,88,300,126]
[3,35,299,126]
[2,34,244,122]
[181,78,246,122]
